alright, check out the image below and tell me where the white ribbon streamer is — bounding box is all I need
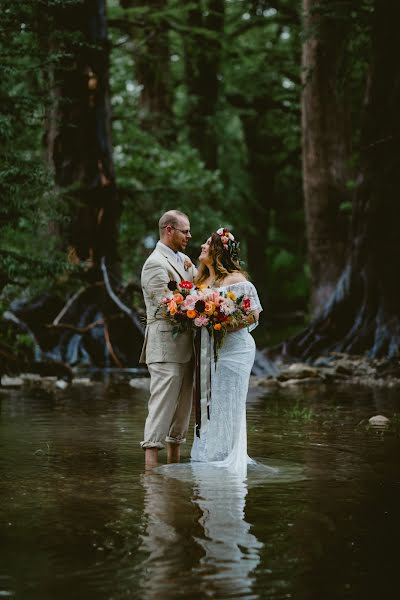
[199,327,211,435]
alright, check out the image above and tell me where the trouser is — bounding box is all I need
[140,360,194,449]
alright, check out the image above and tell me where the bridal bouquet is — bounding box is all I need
[156,280,253,362]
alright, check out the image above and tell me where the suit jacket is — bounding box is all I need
[140,242,198,364]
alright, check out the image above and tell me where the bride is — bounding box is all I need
[190,228,262,478]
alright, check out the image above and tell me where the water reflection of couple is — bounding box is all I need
[140,210,262,477]
[139,469,262,599]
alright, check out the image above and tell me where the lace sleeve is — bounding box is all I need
[243,281,263,314]
[242,282,262,332]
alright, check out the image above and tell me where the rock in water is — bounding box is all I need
[368,415,390,427]
[1,376,23,387]
[278,363,319,381]
[56,379,69,390]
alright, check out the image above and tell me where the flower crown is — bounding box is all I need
[216,227,240,261]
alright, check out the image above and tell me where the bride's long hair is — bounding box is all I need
[195,232,247,285]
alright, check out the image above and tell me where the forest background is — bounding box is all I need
[1,0,399,371]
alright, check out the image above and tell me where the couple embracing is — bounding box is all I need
[140,210,262,477]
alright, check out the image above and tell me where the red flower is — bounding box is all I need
[242,298,251,311]
[179,280,193,290]
[216,312,228,322]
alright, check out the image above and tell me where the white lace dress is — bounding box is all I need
[190,281,263,478]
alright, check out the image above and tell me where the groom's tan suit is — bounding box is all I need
[140,242,197,449]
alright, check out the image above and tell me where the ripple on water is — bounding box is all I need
[155,458,306,487]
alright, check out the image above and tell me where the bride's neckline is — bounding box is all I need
[213,280,250,289]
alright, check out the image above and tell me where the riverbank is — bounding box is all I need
[1,352,400,393]
[254,352,400,390]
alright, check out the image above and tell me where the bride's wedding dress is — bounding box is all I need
[191,281,263,478]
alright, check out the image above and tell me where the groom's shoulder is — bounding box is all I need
[142,248,165,272]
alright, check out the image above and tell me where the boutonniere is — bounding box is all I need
[184,258,192,271]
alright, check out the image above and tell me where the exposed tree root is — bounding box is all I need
[273,267,400,361]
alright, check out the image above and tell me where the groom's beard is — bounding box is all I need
[173,237,188,253]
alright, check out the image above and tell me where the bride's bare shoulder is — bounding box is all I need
[222,273,248,285]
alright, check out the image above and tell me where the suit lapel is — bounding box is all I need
[155,246,188,281]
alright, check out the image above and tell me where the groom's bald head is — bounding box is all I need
[158,210,188,233]
[159,210,191,252]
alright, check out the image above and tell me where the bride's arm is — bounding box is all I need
[224,310,260,332]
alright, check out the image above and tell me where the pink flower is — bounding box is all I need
[194,315,209,327]
[181,295,197,310]
[207,291,223,305]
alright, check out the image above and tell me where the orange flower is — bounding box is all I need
[168,301,178,315]
[213,323,222,330]
[204,301,215,315]
[187,309,197,319]
[173,293,184,304]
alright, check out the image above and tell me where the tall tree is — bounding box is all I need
[45,0,120,278]
[36,0,143,367]
[118,0,174,140]
[184,0,225,169]
[223,0,303,312]
[301,0,352,314]
[284,0,400,359]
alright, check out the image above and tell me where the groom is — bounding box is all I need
[140,210,197,468]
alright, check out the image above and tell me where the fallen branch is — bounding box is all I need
[3,310,42,360]
[52,286,86,325]
[46,319,105,334]
[100,257,144,333]
[104,321,123,368]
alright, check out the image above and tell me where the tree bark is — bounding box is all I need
[301,0,352,314]
[45,0,121,279]
[184,0,225,169]
[281,0,400,359]
[39,0,144,367]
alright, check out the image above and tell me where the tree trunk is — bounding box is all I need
[240,114,274,311]
[281,0,400,360]
[38,0,144,367]
[45,0,121,279]
[301,0,352,314]
[184,0,225,169]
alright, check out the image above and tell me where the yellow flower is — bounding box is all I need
[187,309,197,319]
[204,301,215,315]
[226,291,236,300]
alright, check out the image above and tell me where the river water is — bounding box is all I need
[1,380,399,600]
